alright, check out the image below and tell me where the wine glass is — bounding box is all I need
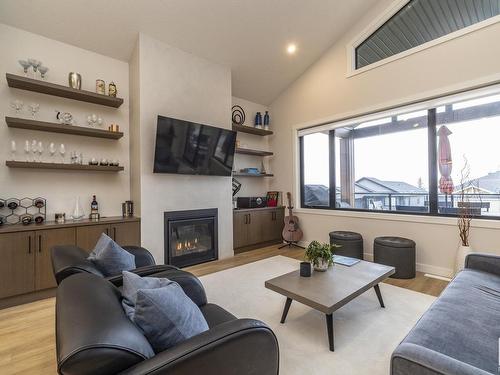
[28,103,40,119]
[19,60,31,76]
[28,59,41,78]
[10,140,16,161]
[38,141,44,162]
[10,100,24,115]
[59,144,66,163]
[24,140,30,162]
[31,140,38,162]
[49,142,56,162]
[38,66,49,80]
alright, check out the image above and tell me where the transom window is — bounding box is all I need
[299,85,500,219]
[356,0,500,69]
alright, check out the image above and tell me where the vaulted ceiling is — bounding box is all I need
[0,0,378,104]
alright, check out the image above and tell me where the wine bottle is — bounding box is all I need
[7,199,19,210]
[34,214,45,224]
[21,214,33,225]
[34,198,45,208]
[91,195,98,212]
[0,215,5,225]
[0,200,4,209]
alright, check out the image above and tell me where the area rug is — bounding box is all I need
[199,255,435,375]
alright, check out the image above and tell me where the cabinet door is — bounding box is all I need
[247,211,263,245]
[111,221,140,247]
[35,228,76,291]
[76,224,110,253]
[273,209,285,241]
[233,212,249,249]
[260,211,277,242]
[0,232,35,298]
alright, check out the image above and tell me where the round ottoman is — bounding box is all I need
[374,236,416,279]
[329,231,364,260]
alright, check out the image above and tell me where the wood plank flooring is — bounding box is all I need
[0,244,448,375]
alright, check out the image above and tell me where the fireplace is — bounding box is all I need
[164,208,218,268]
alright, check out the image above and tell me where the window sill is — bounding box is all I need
[294,208,500,230]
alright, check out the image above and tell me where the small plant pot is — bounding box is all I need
[313,258,331,272]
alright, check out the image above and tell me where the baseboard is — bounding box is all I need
[364,252,453,278]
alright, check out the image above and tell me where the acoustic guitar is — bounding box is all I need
[280,192,304,249]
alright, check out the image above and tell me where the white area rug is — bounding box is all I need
[199,256,435,375]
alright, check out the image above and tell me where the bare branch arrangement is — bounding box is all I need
[458,157,472,246]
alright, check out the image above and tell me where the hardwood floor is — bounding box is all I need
[0,244,448,374]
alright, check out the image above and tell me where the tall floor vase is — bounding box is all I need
[455,245,473,274]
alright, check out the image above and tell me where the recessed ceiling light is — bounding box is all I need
[287,43,297,55]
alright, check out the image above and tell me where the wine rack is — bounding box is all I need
[0,197,46,225]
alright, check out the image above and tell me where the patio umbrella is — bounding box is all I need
[437,125,454,195]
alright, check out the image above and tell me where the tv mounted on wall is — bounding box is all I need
[153,115,236,176]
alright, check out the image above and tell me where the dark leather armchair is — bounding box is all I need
[56,272,280,375]
[51,245,177,286]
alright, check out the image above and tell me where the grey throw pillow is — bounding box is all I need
[88,233,135,277]
[121,270,173,319]
[133,285,209,353]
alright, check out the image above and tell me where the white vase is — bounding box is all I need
[455,245,473,274]
[71,196,85,221]
[313,258,331,272]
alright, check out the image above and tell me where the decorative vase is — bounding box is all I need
[68,72,82,90]
[455,245,473,274]
[314,258,331,272]
[71,196,85,221]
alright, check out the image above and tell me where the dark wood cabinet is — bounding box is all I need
[0,217,140,308]
[35,228,75,290]
[233,207,284,253]
[111,222,141,247]
[0,232,35,299]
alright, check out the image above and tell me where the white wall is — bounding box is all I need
[131,34,233,263]
[0,23,130,218]
[231,96,271,198]
[269,0,500,277]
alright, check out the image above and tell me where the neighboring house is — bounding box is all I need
[452,171,500,215]
[303,177,428,211]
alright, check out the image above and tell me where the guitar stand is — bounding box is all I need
[279,241,305,250]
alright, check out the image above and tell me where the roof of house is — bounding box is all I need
[356,177,427,194]
[457,171,500,194]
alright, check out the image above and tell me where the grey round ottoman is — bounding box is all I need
[329,231,364,260]
[374,236,416,279]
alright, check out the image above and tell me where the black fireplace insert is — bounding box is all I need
[164,208,218,268]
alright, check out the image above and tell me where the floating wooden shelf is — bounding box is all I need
[232,124,273,136]
[235,147,273,156]
[233,172,274,177]
[6,161,124,172]
[5,117,123,139]
[6,73,124,108]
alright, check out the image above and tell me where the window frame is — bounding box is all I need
[298,86,500,221]
[346,0,500,77]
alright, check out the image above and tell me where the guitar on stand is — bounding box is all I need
[279,192,304,249]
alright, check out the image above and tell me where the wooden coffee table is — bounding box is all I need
[265,260,395,351]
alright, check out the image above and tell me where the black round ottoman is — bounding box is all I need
[329,231,364,260]
[374,236,416,279]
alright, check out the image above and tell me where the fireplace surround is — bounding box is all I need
[164,208,218,268]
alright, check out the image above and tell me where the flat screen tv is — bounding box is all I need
[154,115,236,176]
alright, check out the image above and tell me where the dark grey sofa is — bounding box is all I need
[391,253,500,375]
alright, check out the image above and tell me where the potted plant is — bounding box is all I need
[305,241,340,272]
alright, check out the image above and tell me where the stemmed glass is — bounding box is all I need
[28,103,40,119]
[24,140,30,162]
[31,140,38,162]
[49,142,56,162]
[38,66,49,80]
[38,141,44,162]
[28,59,42,78]
[18,60,30,76]
[10,100,24,115]
[59,144,66,164]
[10,141,16,161]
